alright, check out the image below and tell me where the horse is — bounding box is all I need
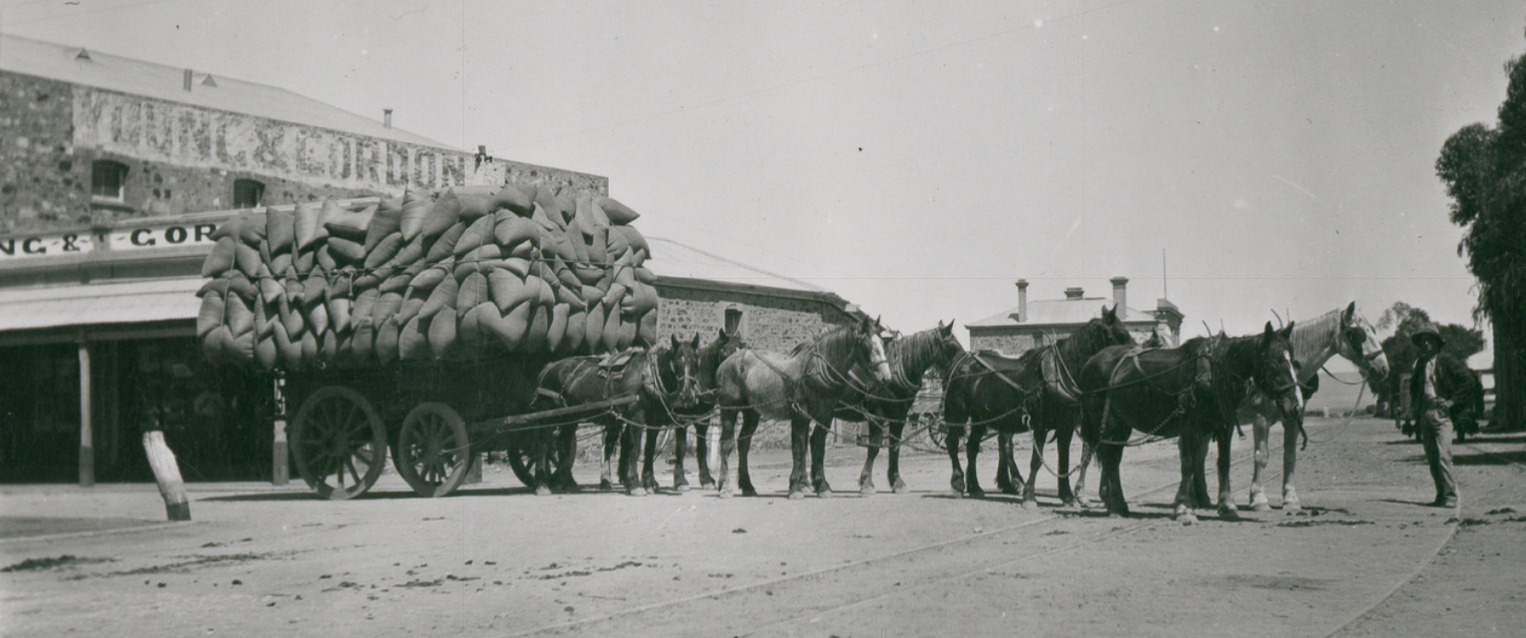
[941,306,1134,505]
[714,315,892,499]
[832,320,965,496]
[530,335,702,495]
[664,328,747,492]
[1079,322,1303,523]
[1242,302,1390,512]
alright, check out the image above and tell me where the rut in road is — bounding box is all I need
[1324,434,1526,637]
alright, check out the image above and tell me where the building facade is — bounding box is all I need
[0,35,867,484]
[966,277,1184,356]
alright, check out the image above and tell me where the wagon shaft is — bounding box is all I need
[471,394,639,436]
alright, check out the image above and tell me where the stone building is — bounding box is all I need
[0,35,866,484]
[966,277,1184,356]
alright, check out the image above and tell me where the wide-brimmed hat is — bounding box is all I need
[1410,323,1445,347]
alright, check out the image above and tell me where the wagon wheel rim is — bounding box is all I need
[396,403,472,497]
[508,429,565,488]
[292,386,387,500]
[928,419,947,449]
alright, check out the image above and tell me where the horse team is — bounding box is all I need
[526,302,1389,523]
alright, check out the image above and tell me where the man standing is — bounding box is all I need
[1408,323,1478,508]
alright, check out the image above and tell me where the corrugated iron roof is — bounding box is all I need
[0,277,202,332]
[967,297,1157,328]
[645,237,827,294]
[0,33,453,150]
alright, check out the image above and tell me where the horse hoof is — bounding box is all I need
[629,487,648,497]
[719,488,734,499]
[534,485,551,497]
[1220,507,1240,522]
[817,488,833,499]
[1177,513,1198,526]
[1020,499,1036,511]
[788,490,806,500]
[968,488,986,499]
[675,483,691,493]
[1251,501,1272,513]
[860,484,877,497]
[892,480,908,494]
[1282,501,1303,514]
[700,481,716,490]
[741,485,757,497]
[599,480,614,491]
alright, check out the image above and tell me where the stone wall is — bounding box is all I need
[655,284,848,354]
[0,71,609,232]
[0,73,86,231]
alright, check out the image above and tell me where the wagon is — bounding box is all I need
[283,352,633,499]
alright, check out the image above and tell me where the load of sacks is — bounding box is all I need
[195,184,659,370]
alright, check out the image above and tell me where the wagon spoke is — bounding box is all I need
[345,456,362,487]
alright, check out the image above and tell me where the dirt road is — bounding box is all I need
[3,416,1523,637]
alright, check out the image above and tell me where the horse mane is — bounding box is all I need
[1289,308,1341,371]
[1055,316,1119,365]
[886,327,953,387]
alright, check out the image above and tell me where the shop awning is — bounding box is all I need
[0,278,203,333]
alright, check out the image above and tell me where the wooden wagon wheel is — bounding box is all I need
[926,416,948,449]
[508,427,571,488]
[291,386,388,500]
[395,403,472,497]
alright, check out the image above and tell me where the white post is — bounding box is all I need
[271,375,288,485]
[78,340,94,487]
[143,430,191,521]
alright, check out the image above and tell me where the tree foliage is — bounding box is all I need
[1435,32,1526,429]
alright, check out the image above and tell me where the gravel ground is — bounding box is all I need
[2,416,1523,637]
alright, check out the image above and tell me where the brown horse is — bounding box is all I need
[531,335,701,495]
[1078,322,1303,522]
[833,321,965,495]
[941,307,1133,505]
[667,328,747,492]
[714,315,891,499]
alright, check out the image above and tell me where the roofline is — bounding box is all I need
[654,275,851,309]
[0,33,457,150]
[646,237,825,294]
[968,317,1171,331]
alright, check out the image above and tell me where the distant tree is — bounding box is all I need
[1373,302,1485,415]
[1435,30,1526,430]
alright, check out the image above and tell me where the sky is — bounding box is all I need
[2,0,1521,366]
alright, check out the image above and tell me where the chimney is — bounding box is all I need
[1111,276,1129,320]
[183,69,193,92]
[1015,279,1029,322]
[1064,287,1085,300]
[383,108,393,128]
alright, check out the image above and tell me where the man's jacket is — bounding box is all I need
[1409,353,1479,416]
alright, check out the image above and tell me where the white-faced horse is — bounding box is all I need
[1242,302,1389,512]
[714,316,892,499]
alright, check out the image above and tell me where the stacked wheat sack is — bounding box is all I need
[196,184,657,369]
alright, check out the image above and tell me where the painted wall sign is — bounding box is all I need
[108,223,220,251]
[0,221,220,261]
[0,232,95,259]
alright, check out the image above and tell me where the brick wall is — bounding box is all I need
[0,71,608,233]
